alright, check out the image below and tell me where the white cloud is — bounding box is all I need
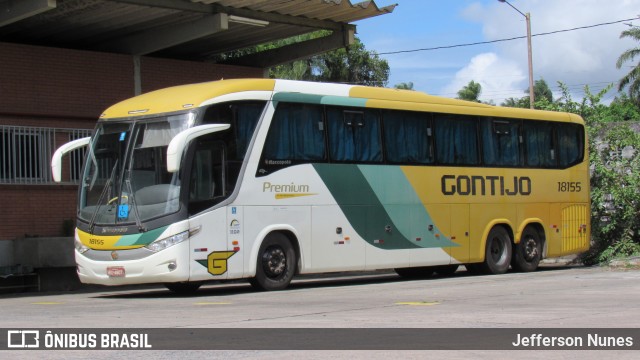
[441,52,525,102]
[449,0,640,103]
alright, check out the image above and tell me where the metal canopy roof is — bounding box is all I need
[0,0,396,67]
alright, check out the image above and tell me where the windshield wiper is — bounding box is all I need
[89,160,118,233]
[124,170,146,233]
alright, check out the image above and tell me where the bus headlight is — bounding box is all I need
[75,237,90,254]
[145,231,189,253]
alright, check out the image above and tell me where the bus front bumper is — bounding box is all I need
[75,241,191,286]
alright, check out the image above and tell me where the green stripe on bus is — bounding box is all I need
[358,165,457,248]
[114,226,169,246]
[272,93,367,107]
[313,164,455,250]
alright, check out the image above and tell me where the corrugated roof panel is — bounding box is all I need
[0,0,396,63]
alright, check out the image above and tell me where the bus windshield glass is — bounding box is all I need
[78,113,192,227]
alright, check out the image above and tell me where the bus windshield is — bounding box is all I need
[79,113,192,227]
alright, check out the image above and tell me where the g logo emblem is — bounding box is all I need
[207,251,236,275]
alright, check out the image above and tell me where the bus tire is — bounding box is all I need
[511,227,542,272]
[480,226,512,274]
[249,232,296,291]
[165,282,201,294]
[394,267,434,279]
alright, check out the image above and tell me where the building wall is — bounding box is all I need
[0,41,263,241]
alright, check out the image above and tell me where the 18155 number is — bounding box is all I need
[557,181,582,192]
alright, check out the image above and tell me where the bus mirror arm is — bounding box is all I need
[51,137,91,183]
[166,124,231,173]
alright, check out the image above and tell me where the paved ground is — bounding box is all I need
[1,264,639,359]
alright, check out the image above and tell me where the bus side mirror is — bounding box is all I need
[166,124,230,173]
[51,137,91,183]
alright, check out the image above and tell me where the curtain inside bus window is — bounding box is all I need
[234,103,264,157]
[434,114,478,165]
[202,101,266,161]
[383,110,433,164]
[263,103,325,160]
[327,107,382,162]
[481,118,521,166]
[557,123,584,167]
[524,121,556,167]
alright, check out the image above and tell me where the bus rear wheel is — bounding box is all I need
[511,227,542,272]
[249,233,296,291]
[480,226,512,274]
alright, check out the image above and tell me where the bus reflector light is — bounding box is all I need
[75,237,89,254]
[232,240,239,245]
[145,231,189,253]
[233,247,240,252]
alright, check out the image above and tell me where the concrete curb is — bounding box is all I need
[608,256,640,269]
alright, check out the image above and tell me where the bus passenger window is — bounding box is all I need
[481,118,522,167]
[327,107,382,162]
[524,121,556,167]
[263,103,325,161]
[434,114,478,165]
[383,110,433,164]
[557,123,584,167]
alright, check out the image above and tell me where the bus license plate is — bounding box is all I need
[107,266,125,277]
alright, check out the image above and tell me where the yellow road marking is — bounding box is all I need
[396,301,440,306]
[31,302,63,305]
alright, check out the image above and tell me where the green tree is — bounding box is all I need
[394,82,414,90]
[616,27,640,101]
[269,36,389,87]
[501,97,528,108]
[529,78,553,103]
[538,82,640,265]
[457,80,482,102]
[503,78,553,108]
[587,124,640,264]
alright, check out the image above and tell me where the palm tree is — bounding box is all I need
[394,82,414,90]
[528,78,553,103]
[616,27,640,101]
[457,80,482,102]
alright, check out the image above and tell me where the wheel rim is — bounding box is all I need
[490,237,507,264]
[261,245,286,278]
[522,237,539,262]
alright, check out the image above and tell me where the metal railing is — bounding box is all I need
[0,125,92,185]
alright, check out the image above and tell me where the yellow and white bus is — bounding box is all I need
[52,79,589,292]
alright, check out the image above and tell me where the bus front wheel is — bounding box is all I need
[481,226,512,274]
[249,233,296,291]
[511,227,542,272]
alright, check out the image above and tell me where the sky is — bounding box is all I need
[354,0,640,104]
